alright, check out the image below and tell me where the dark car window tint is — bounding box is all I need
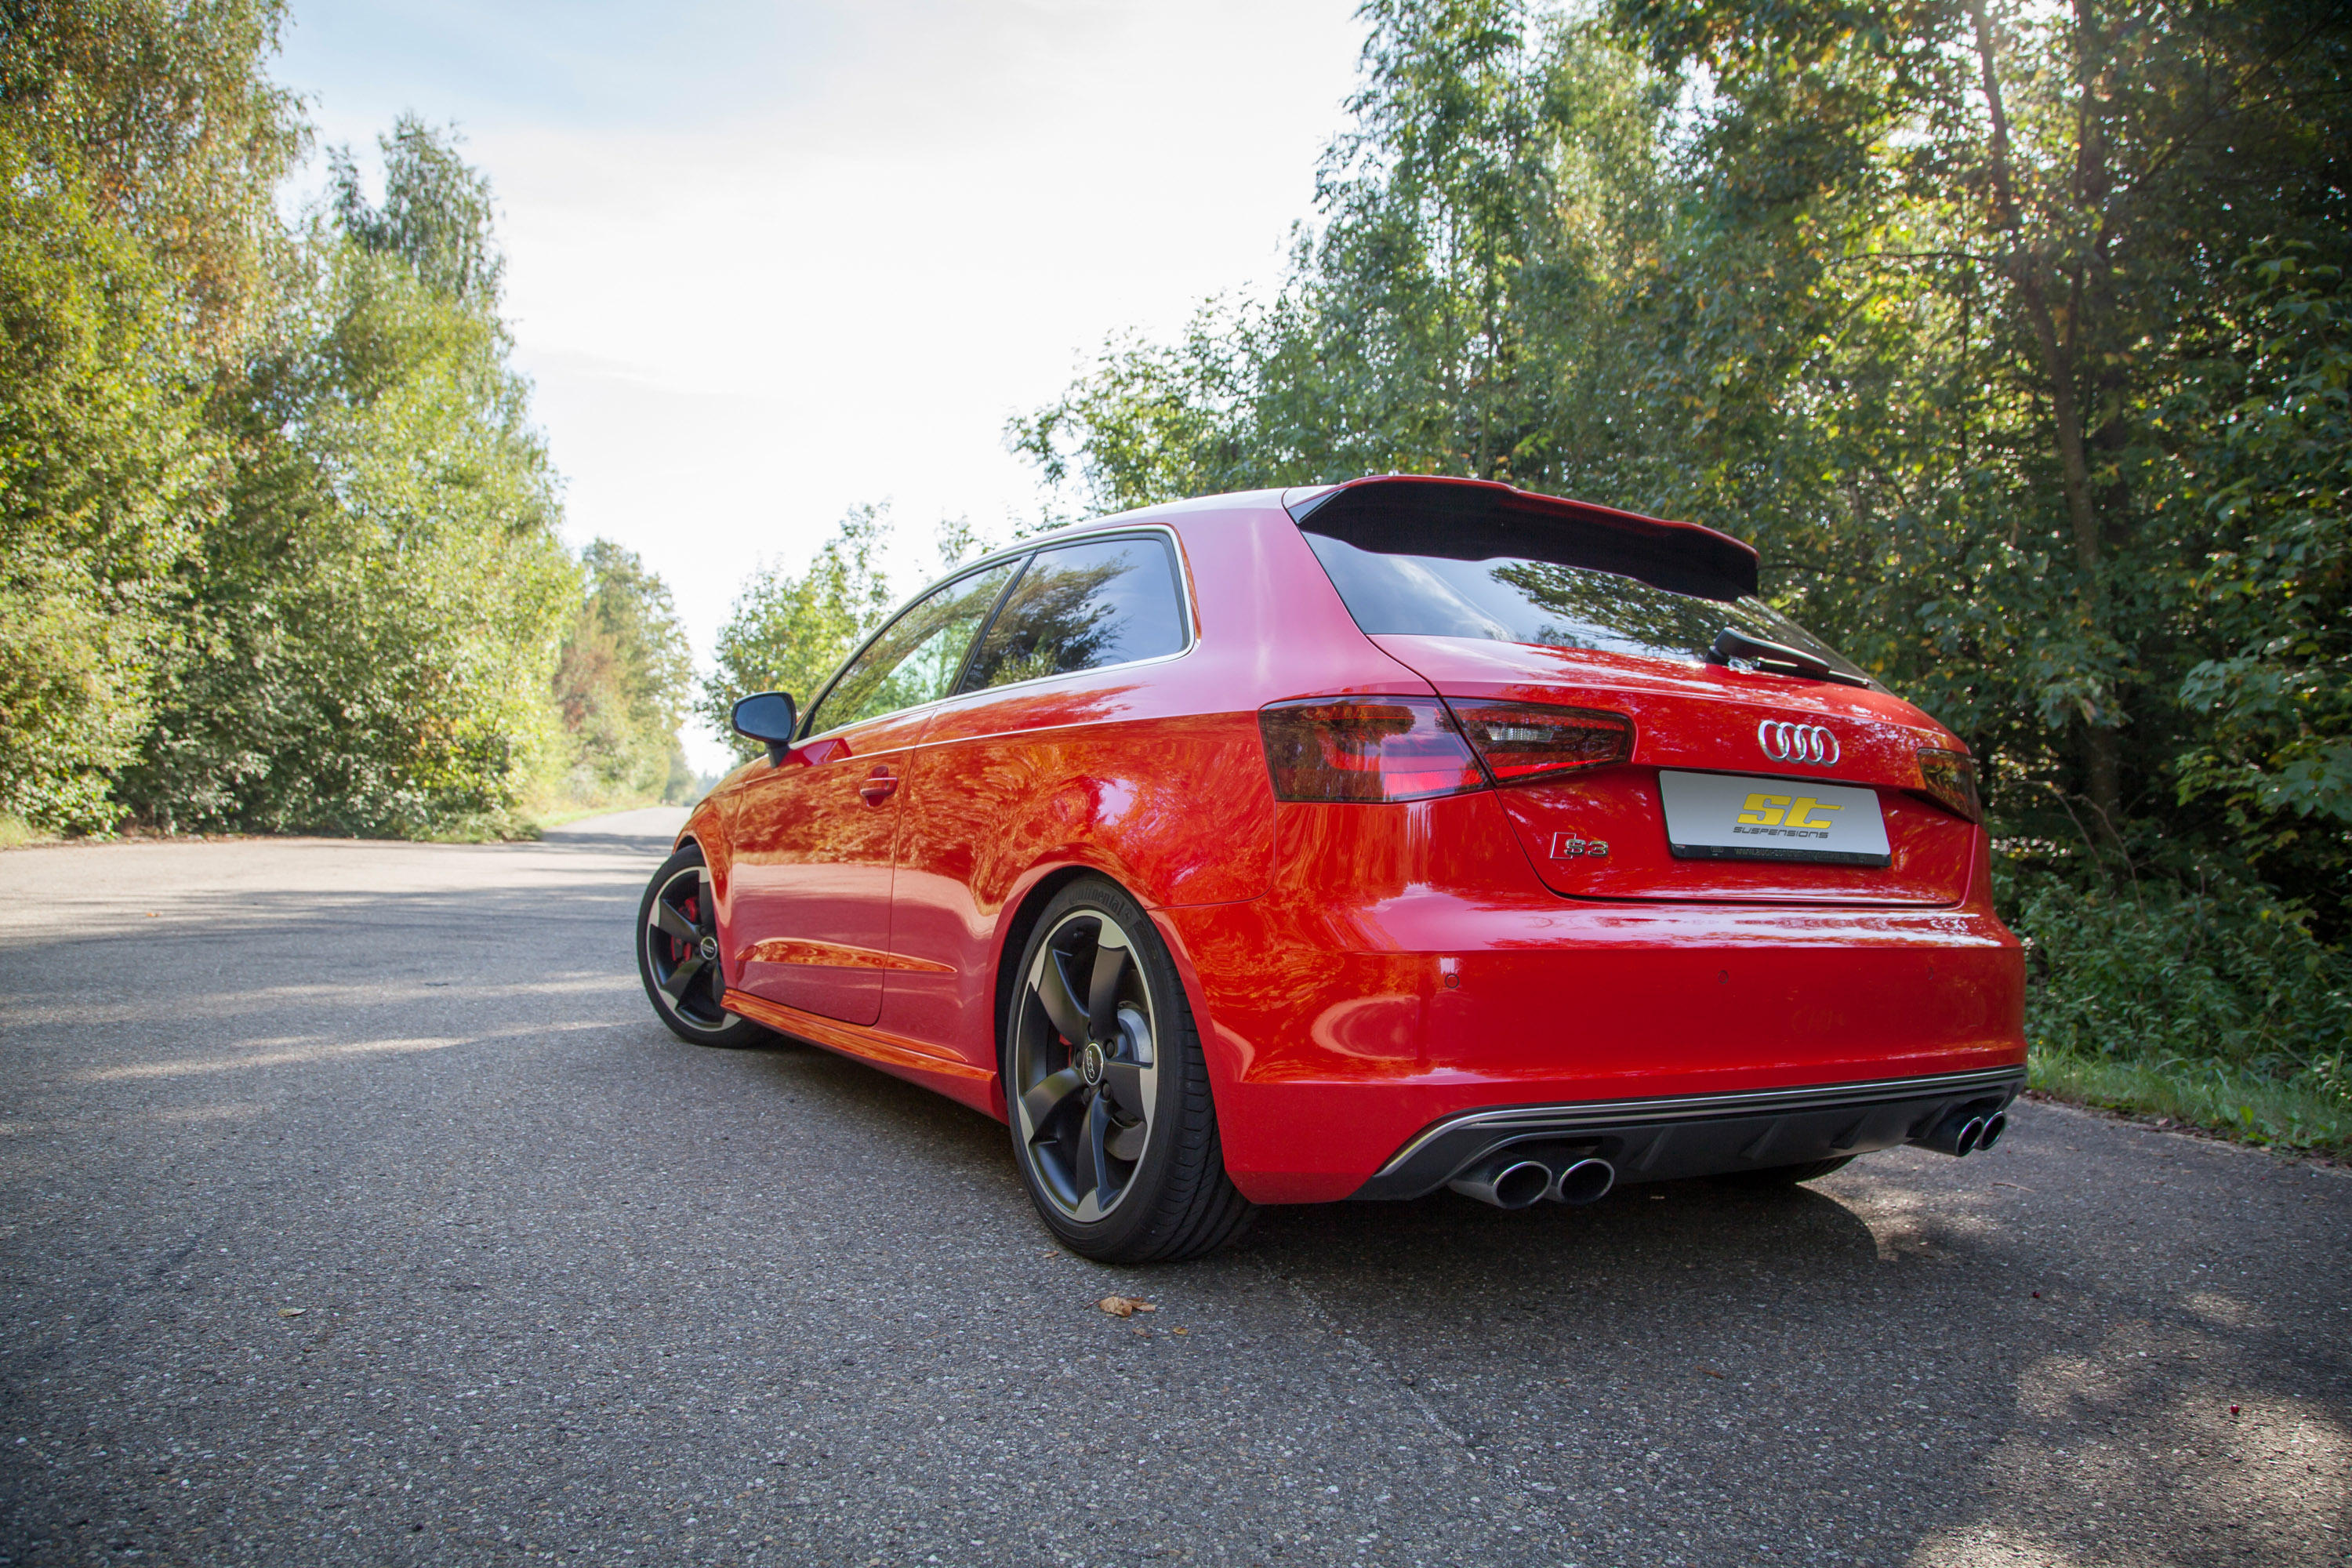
[960,535,1185,692]
[807,561,1018,735]
[1303,531,1867,681]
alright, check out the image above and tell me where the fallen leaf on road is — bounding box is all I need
[1098,1296,1156,1318]
[278,1308,306,1318]
[1173,1327,1189,1335]
[1697,1366,1726,1379]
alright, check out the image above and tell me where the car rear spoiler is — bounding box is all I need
[1283,475,1759,602]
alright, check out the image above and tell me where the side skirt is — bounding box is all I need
[721,988,1003,1120]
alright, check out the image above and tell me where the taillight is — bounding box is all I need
[1259,696,1485,802]
[1916,748,1981,822]
[1260,695,1635,801]
[1447,700,1633,784]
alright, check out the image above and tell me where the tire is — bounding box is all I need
[637,843,772,1049]
[1003,877,1256,1263]
[1715,1155,1856,1188]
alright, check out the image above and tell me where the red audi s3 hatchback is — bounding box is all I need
[638,476,2026,1261]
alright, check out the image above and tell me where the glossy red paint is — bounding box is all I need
[673,477,2027,1206]
[1156,791,2016,1203]
[1370,636,1974,904]
[884,702,1275,1073]
[721,706,933,1025]
[721,985,999,1116]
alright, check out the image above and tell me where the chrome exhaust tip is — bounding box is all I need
[1974,1110,2008,1152]
[1548,1156,1616,1206]
[1449,1158,1552,1210]
[1912,1108,1989,1157]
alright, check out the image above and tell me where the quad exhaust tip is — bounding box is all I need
[1911,1102,2010,1157]
[1450,1158,1552,1210]
[1446,1098,2014,1204]
[1449,1154,1616,1210]
[1551,1156,1616,1206]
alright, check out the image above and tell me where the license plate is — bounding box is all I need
[1658,771,1891,866]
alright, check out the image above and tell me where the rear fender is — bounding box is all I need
[976,847,1256,1129]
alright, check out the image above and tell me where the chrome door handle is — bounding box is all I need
[858,767,897,805]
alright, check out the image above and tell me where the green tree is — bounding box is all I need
[1011,2,1676,518]
[552,539,695,806]
[0,125,199,829]
[0,0,299,829]
[121,119,576,836]
[1022,0,2352,909]
[328,112,503,310]
[1608,0,2352,860]
[1,0,302,351]
[2172,249,2352,880]
[698,504,895,761]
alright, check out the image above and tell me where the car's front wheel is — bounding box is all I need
[637,843,771,1048]
[1004,877,1254,1262]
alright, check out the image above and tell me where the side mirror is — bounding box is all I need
[731,691,797,766]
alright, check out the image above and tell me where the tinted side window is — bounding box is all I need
[806,562,1018,735]
[960,535,1186,692]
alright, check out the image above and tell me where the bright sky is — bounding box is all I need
[276,0,1367,771]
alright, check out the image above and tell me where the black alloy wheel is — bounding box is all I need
[637,844,770,1048]
[1004,877,1254,1262]
[1014,907,1156,1221]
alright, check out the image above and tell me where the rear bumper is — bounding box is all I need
[1350,1066,2025,1200]
[1152,792,2026,1205]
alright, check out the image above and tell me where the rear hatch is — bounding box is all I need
[1289,477,1980,906]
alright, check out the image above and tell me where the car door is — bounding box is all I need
[725,561,1018,1025]
[883,532,1198,1065]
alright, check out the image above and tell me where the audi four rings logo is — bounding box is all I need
[1758,720,1840,765]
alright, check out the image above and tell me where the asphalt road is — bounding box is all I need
[2,812,2347,1568]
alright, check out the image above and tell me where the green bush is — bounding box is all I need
[2007,869,2352,1149]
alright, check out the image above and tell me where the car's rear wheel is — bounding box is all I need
[637,843,771,1048]
[1004,877,1254,1262]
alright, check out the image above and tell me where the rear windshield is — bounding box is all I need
[1302,530,1869,682]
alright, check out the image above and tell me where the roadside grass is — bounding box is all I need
[2007,870,2351,1162]
[2030,1044,2352,1160]
[403,786,699,844]
[521,799,689,834]
[0,814,49,850]
[411,811,544,844]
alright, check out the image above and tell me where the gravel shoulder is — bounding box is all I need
[2,818,2346,1567]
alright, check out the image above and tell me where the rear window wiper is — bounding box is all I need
[1708,627,1871,688]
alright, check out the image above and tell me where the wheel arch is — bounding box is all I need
[673,796,739,982]
[982,862,1232,1128]
[675,794,728,863]
[985,865,1100,1119]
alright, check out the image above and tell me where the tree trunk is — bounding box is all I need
[1969,0,2122,827]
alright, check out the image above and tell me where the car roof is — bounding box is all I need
[912,475,1757,604]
